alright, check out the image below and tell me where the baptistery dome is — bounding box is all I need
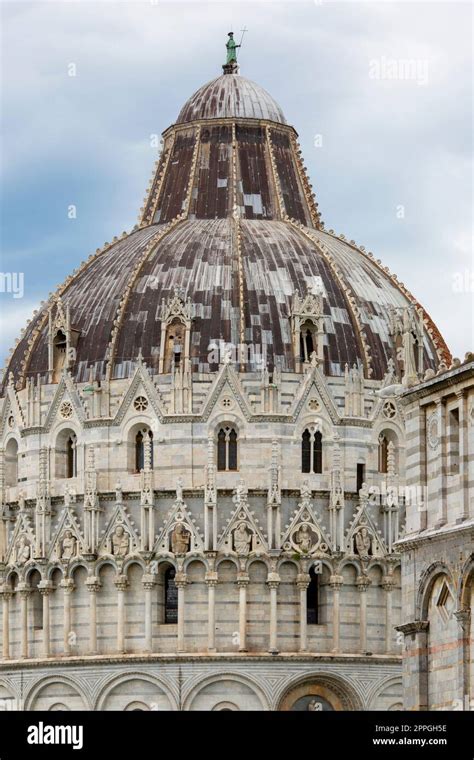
[177,73,287,124]
[2,57,449,391]
[0,43,453,714]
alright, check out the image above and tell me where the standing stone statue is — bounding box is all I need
[175,477,184,504]
[226,32,241,64]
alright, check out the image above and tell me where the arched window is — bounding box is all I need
[5,439,19,487]
[302,429,311,473]
[301,429,322,474]
[29,570,43,630]
[217,426,238,471]
[313,431,322,474]
[164,567,178,624]
[306,565,319,624]
[377,430,399,477]
[53,330,67,383]
[66,434,77,479]
[164,320,186,373]
[55,430,77,479]
[299,320,317,363]
[378,434,388,473]
[134,428,153,473]
[448,407,460,474]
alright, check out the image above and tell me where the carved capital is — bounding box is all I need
[60,579,75,594]
[329,574,343,590]
[266,572,280,588]
[356,575,371,592]
[85,577,101,593]
[114,574,128,592]
[296,573,310,589]
[395,620,429,637]
[205,572,218,587]
[382,576,395,592]
[175,573,187,588]
[237,574,249,587]
[38,581,54,596]
[142,574,156,591]
[454,609,471,634]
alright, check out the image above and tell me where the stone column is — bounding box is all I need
[85,577,100,655]
[454,609,471,708]
[456,390,469,521]
[176,573,187,653]
[436,398,447,527]
[39,581,53,658]
[329,575,343,653]
[115,575,128,653]
[267,506,273,550]
[297,573,309,652]
[237,574,249,652]
[142,574,156,654]
[396,621,429,710]
[205,572,218,652]
[382,578,394,653]
[18,584,30,659]
[1,589,12,659]
[419,406,428,531]
[60,579,75,655]
[267,572,280,654]
[356,575,371,653]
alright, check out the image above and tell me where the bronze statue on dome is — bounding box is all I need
[226,32,240,64]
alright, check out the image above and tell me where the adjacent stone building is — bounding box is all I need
[396,358,474,710]
[0,43,459,711]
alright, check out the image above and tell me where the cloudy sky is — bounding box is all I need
[0,0,472,368]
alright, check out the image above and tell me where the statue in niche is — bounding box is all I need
[60,530,77,561]
[354,527,372,560]
[402,309,418,380]
[294,524,315,554]
[233,480,248,506]
[171,523,190,554]
[15,535,31,566]
[223,346,233,365]
[358,482,370,502]
[233,522,252,555]
[300,480,312,505]
[110,525,130,557]
[175,478,184,504]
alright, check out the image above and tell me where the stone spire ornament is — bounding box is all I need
[34,446,51,558]
[140,433,154,552]
[83,445,100,555]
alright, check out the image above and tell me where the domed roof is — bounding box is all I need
[176,74,287,125]
[1,54,450,393]
[3,219,446,389]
